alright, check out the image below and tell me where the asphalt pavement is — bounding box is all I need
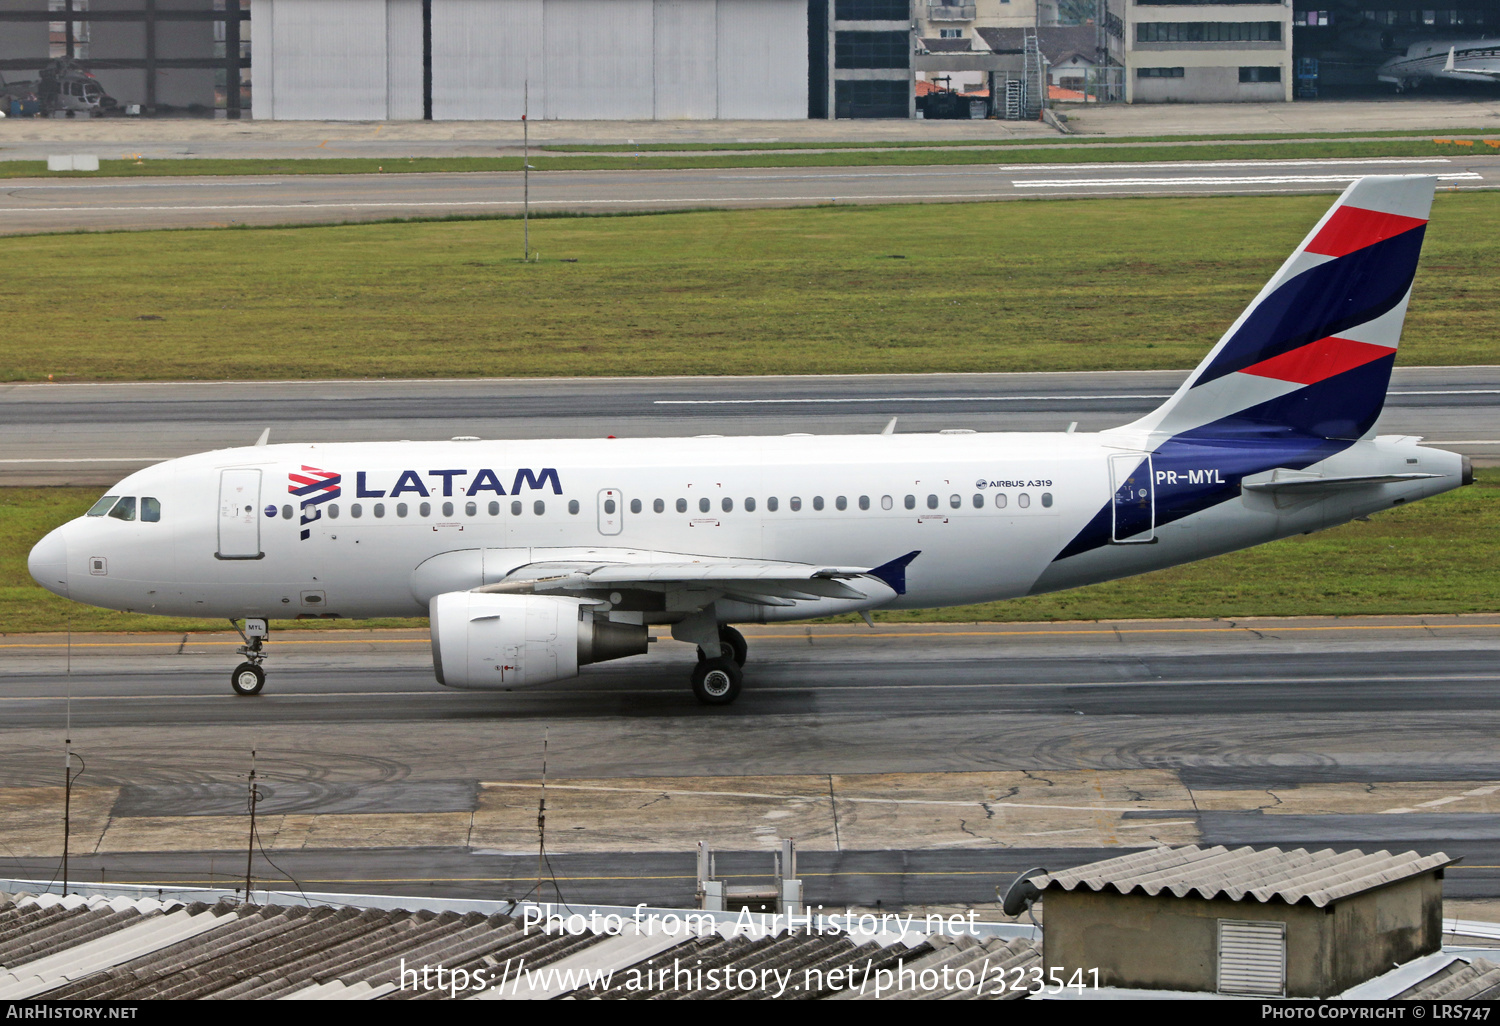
[1,154,1494,233]
[6,618,1500,905]
[3,366,1496,485]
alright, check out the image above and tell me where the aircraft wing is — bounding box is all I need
[477,551,920,606]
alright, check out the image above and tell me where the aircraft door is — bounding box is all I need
[217,468,263,559]
[597,488,623,536]
[1109,452,1155,543]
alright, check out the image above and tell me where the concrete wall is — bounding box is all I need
[255,0,807,120]
[1042,875,1443,998]
[1132,64,1286,103]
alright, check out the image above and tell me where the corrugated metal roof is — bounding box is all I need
[1399,957,1500,1000]
[829,934,1040,1001]
[1035,845,1456,908]
[0,886,1039,1000]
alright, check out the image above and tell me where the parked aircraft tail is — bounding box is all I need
[1129,175,1435,444]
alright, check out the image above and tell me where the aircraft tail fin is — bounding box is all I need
[1129,175,1435,443]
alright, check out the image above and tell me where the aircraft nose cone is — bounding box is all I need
[28,528,68,598]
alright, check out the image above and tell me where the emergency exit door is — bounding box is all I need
[598,488,623,536]
[217,468,263,559]
[1109,453,1155,543]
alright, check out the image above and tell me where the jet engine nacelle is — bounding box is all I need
[429,592,648,689]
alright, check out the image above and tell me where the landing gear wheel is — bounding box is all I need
[231,662,265,696]
[692,656,742,706]
[697,625,748,667]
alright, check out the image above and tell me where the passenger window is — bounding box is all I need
[351,503,363,518]
[373,503,385,518]
[281,504,293,520]
[568,499,580,514]
[604,499,616,514]
[108,496,137,521]
[397,503,409,518]
[534,500,545,515]
[327,503,339,520]
[858,495,869,511]
[949,494,961,509]
[904,495,915,510]
[972,494,983,509]
[836,496,847,511]
[676,498,687,513]
[466,502,477,516]
[442,501,454,517]
[488,501,499,516]
[419,502,431,518]
[511,500,522,516]
[630,498,642,514]
[141,497,161,522]
[745,497,756,512]
[1019,493,1031,509]
[927,494,938,510]
[654,498,665,513]
[1042,492,1053,508]
[813,496,825,511]
[994,493,1007,509]
[768,496,778,512]
[699,497,710,513]
[881,495,892,510]
[790,496,802,512]
[87,495,119,517]
[722,497,733,512]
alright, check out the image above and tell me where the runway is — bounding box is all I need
[4,366,1498,485]
[1,154,1494,233]
[5,618,1500,905]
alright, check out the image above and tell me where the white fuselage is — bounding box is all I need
[33,428,1465,625]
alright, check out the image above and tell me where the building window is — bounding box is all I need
[835,0,909,20]
[938,28,963,38]
[1137,66,1185,77]
[1239,65,1281,82]
[835,79,909,118]
[835,31,910,69]
[1135,21,1281,43]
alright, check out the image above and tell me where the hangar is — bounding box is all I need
[254,0,816,120]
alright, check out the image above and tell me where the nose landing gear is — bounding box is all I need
[230,617,269,696]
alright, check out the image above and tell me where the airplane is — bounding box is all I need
[1378,37,1500,91]
[28,175,1471,706]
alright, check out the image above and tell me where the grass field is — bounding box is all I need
[2,191,1496,382]
[3,472,1496,634]
[5,137,1499,179]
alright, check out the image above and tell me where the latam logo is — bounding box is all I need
[289,465,341,541]
[352,467,563,498]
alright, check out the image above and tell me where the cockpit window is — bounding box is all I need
[86,495,120,517]
[107,496,137,522]
[141,497,161,523]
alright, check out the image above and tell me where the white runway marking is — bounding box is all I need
[657,389,1500,406]
[723,157,1457,180]
[0,457,166,464]
[656,394,1172,405]
[1015,171,1484,189]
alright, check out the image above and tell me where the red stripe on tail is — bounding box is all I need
[1306,205,1427,258]
[1239,336,1394,386]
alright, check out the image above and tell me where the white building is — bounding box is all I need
[252,0,810,120]
[1107,0,1293,103]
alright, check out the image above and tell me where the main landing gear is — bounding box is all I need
[691,625,747,706]
[230,617,269,696]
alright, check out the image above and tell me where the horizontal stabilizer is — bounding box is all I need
[1242,471,1443,493]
